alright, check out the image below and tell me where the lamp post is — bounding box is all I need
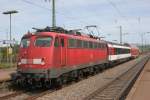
[3,10,18,42]
[2,10,18,65]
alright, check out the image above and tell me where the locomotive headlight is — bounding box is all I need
[41,58,45,65]
[41,61,45,65]
[18,62,21,65]
[17,58,21,65]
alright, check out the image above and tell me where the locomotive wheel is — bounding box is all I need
[55,78,63,89]
[78,70,84,80]
[44,80,51,89]
[50,78,62,89]
[89,67,94,76]
[94,66,99,74]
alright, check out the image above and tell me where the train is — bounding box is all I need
[12,27,140,87]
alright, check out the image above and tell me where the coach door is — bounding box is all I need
[60,37,66,66]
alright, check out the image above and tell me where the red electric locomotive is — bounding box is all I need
[13,27,108,86]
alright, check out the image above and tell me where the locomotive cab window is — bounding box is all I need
[35,37,52,47]
[20,38,30,48]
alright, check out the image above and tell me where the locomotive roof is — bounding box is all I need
[23,26,106,43]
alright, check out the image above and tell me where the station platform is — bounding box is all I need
[0,68,16,82]
[126,58,150,100]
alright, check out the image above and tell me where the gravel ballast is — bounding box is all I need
[37,56,145,100]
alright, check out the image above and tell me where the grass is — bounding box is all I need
[0,63,16,69]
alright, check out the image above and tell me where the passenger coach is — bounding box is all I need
[107,42,131,63]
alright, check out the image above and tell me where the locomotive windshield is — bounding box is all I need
[20,38,30,48]
[35,37,52,47]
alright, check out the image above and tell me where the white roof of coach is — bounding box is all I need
[108,43,131,49]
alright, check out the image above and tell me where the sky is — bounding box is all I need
[0,0,150,45]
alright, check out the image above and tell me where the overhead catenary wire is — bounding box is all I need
[21,0,89,26]
[105,0,136,29]
[21,0,106,36]
[22,0,50,10]
[106,0,127,21]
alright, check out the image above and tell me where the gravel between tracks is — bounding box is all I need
[0,68,16,82]
[37,56,145,100]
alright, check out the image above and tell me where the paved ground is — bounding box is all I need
[0,68,16,82]
[126,58,150,100]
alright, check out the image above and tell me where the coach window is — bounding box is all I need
[54,37,59,47]
[115,48,118,54]
[128,49,130,53]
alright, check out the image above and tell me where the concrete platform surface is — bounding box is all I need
[0,68,16,82]
[126,59,150,100]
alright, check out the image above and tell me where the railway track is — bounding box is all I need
[84,56,149,100]
[0,88,54,100]
[0,84,58,100]
[0,80,11,89]
[0,91,24,100]
[0,56,147,100]
[25,89,55,100]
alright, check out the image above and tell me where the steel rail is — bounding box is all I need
[84,56,149,100]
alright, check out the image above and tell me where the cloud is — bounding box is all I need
[0,0,150,44]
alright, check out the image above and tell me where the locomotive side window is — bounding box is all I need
[77,40,82,48]
[20,38,30,48]
[60,38,64,47]
[94,42,97,48]
[98,43,105,49]
[69,39,76,48]
[83,41,88,48]
[54,37,59,47]
[35,37,52,47]
[89,41,93,48]
[98,43,101,48]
